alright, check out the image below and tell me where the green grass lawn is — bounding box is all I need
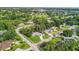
[9,41,30,51]
[19,41,30,49]
[9,35,30,51]
[29,35,41,43]
[43,32,49,39]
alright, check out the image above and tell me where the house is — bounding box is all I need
[18,23,25,27]
[32,32,42,36]
[45,29,52,33]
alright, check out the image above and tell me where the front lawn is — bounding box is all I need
[29,36,41,43]
[43,32,49,39]
[9,41,30,51]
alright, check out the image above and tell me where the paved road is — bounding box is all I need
[15,26,40,51]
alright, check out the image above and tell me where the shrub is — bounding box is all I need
[63,30,73,37]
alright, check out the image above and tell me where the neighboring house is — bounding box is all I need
[27,20,34,24]
[32,32,42,36]
[18,23,25,27]
[45,29,52,33]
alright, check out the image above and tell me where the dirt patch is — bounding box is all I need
[0,40,14,51]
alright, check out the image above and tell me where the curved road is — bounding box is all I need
[15,26,40,51]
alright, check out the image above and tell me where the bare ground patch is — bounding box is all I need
[0,40,13,51]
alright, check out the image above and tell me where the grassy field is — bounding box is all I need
[29,36,41,43]
[9,41,30,51]
[43,32,49,39]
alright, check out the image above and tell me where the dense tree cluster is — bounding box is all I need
[40,38,79,51]
[0,8,79,51]
[0,29,16,42]
[63,30,73,37]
